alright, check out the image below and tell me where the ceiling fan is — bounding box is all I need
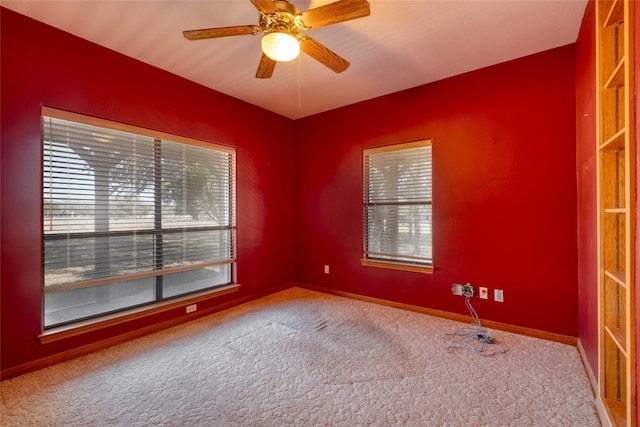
[183,0,371,79]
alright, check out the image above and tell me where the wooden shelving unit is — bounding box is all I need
[595,1,637,426]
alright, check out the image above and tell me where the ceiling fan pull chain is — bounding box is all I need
[298,54,302,109]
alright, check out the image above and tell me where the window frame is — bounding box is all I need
[41,107,238,331]
[361,139,434,274]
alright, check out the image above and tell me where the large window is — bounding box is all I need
[42,108,235,328]
[362,140,432,273]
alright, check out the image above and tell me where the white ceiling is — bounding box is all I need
[2,0,587,119]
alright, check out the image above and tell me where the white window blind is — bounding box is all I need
[42,110,235,327]
[363,140,432,266]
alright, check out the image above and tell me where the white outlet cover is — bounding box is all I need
[494,289,504,302]
[479,287,488,299]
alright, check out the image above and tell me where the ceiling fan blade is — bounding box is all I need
[183,25,258,40]
[300,37,349,73]
[256,54,277,79]
[300,0,370,29]
[250,0,277,14]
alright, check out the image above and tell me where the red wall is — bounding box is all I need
[1,9,296,372]
[294,45,579,336]
[575,0,599,378]
[1,6,585,377]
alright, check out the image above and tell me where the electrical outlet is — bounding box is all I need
[494,289,504,303]
[452,283,463,296]
[479,287,488,299]
[186,304,197,313]
[324,265,330,274]
[462,283,474,297]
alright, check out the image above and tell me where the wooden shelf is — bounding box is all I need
[605,325,628,355]
[605,58,626,88]
[604,397,629,427]
[596,1,635,425]
[599,127,626,151]
[605,270,628,287]
[605,208,627,213]
[604,0,624,27]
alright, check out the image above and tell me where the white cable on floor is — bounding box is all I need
[445,293,506,357]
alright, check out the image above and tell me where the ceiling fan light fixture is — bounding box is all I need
[261,31,300,62]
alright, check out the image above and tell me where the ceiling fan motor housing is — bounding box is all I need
[259,0,305,36]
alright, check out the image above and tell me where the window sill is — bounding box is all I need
[38,284,240,344]
[361,259,434,274]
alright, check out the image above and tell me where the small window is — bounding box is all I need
[42,108,236,328]
[362,140,433,273]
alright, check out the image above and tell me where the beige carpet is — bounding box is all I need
[1,287,599,426]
